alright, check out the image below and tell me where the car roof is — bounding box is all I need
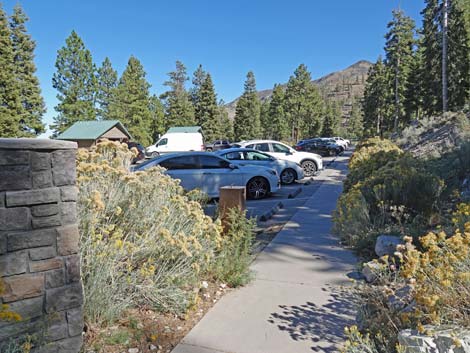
[134,152,227,170]
[215,147,267,154]
[241,139,288,145]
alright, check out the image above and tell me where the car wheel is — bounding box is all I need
[206,147,213,152]
[280,168,296,185]
[246,177,270,200]
[151,151,160,158]
[301,160,317,177]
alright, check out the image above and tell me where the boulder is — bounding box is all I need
[399,326,470,353]
[375,235,402,257]
[362,261,385,283]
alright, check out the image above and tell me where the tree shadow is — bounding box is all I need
[268,286,357,352]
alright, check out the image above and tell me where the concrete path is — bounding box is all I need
[172,154,357,353]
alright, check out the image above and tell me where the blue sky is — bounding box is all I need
[3,0,425,134]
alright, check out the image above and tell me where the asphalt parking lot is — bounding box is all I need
[203,154,339,226]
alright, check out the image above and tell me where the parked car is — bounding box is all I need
[215,148,304,185]
[331,136,350,147]
[236,140,323,177]
[134,152,280,199]
[145,132,204,158]
[125,142,145,164]
[294,140,342,156]
[204,140,232,152]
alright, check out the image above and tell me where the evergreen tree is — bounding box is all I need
[405,38,425,120]
[384,9,416,132]
[51,31,97,135]
[347,100,364,139]
[9,5,45,136]
[362,57,392,136]
[264,84,289,140]
[259,99,270,139]
[197,73,222,141]
[421,0,470,113]
[217,100,233,141]
[0,4,22,137]
[108,56,153,145]
[284,64,323,141]
[190,64,207,123]
[233,71,261,140]
[96,57,117,119]
[161,61,195,128]
[447,0,470,110]
[321,101,341,137]
[149,94,165,143]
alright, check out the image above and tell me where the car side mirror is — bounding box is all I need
[229,163,238,170]
[285,151,292,155]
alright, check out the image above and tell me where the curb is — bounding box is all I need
[258,201,284,222]
[287,187,302,199]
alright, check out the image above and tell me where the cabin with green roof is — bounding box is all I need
[56,120,132,148]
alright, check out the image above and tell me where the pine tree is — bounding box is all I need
[233,71,261,140]
[284,64,323,141]
[421,0,470,113]
[197,74,222,142]
[405,38,425,120]
[347,100,364,139]
[0,4,22,137]
[384,9,416,132]
[9,5,45,136]
[321,102,341,137]
[108,56,153,145]
[149,94,165,143]
[51,31,97,135]
[96,57,117,119]
[259,99,270,139]
[161,61,195,129]
[264,84,289,140]
[362,57,392,136]
[217,100,233,141]
[190,64,207,124]
[447,0,470,110]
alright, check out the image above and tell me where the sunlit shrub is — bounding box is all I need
[0,279,21,322]
[341,326,393,353]
[400,225,470,328]
[77,141,223,324]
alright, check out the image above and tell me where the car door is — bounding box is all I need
[198,155,243,197]
[243,150,275,170]
[159,155,201,191]
[270,142,293,160]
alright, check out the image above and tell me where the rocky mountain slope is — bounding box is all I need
[225,60,373,122]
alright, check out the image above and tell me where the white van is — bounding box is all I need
[145,131,204,158]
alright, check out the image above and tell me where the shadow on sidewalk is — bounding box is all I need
[267,286,357,352]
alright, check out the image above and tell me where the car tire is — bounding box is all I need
[280,168,297,185]
[151,151,160,158]
[206,147,213,152]
[301,160,318,177]
[246,177,270,200]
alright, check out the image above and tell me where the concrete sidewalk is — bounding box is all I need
[172,154,357,353]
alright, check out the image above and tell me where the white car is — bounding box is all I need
[236,140,323,177]
[215,148,304,185]
[134,152,280,199]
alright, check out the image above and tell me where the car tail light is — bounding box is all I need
[294,146,302,151]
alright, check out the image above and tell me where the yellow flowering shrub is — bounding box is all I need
[77,140,223,324]
[0,279,21,322]
[400,224,470,328]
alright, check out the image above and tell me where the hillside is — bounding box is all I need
[225,60,373,124]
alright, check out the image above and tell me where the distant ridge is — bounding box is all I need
[225,60,373,122]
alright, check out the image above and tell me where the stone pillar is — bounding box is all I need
[0,138,83,353]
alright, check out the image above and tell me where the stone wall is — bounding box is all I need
[0,138,83,353]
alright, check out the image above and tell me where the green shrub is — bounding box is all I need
[211,208,255,287]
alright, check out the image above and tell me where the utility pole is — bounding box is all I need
[442,0,448,112]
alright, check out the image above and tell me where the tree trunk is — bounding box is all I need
[442,0,449,112]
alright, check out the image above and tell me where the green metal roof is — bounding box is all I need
[57,120,132,140]
[166,126,202,134]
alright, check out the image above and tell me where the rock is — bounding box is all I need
[398,326,470,353]
[149,345,157,351]
[362,261,384,283]
[387,285,414,311]
[201,281,209,289]
[375,235,402,257]
[128,349,139,353]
